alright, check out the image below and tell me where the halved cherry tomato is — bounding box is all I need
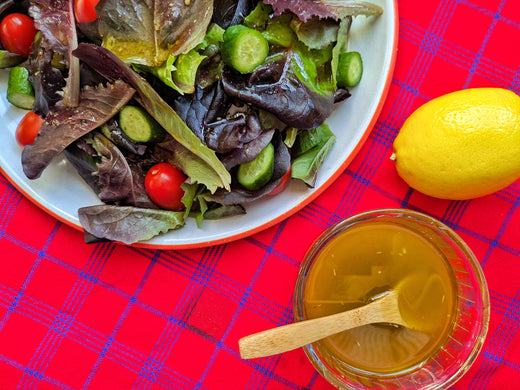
[0,13,38,57]
[145,163,186,210]
[268,167,292,196]
[15,111,43,146]
[74,0,100,23]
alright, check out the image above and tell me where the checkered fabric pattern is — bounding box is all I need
[0,0,519,389]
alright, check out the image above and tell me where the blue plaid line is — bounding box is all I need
[0,220,60,331]
[481,193,519,268]
[243,302,293,390]
[164,244,294,324]
[248,299,297,390]
[234,227,305,390]
[0,248,235,389]
[494,182,520,204]
[0,283,150,376]
[134,249,224,389]
[191,224,289,390]
[442,201,471,230]
[468,287,520,388]
[82,251,159,389]
[332,152,379,219]
[134,246,225,389]
[0,184,22,232]
[373,113,400,149]
[462,0,520,29]
[162,244,291,325]
[297,201,336,230]
[0,352,74,390]
[18,242,114,388]
[463,0,507,89]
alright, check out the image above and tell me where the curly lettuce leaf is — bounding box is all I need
[29,0,80,106]
[206,131,291,205]
[221,49,335,129]
[78,205,185,244]
[73,43,231,192]
[22,80,135,180]
[212,0,257,29]
[86,133,155,208]
[96,0,213,66]
[291,123,336,187]
[263,0,383,22]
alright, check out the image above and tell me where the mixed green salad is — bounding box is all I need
[0,0,382,244]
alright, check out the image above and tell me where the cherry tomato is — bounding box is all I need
[0,13,38,57]
[145,163,186,210]
[268,167,292,196]
[74,0,100,23]
[15,111,43,146]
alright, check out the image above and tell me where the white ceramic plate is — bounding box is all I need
[0,1,398,249]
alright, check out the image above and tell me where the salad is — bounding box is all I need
[0,0,383,244]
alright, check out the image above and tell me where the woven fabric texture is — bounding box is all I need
[0,0,519,389]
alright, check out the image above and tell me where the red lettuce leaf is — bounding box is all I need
[29,0,80,106]
[263,0,383,22]
[21,80,135,179]
[205,131,291,204]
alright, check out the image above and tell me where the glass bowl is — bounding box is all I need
[294,209,490,390]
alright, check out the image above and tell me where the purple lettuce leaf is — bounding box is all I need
[205,131,291,205]
[88,133,157,208]
[26,42,66,116]
[170,82,230,142]
[221,129,275,170]
[211,0,257,29]
[95,0,213,66]
[221,54,334,130]
[263,0,383,22]
[204,111,264,154]
[64,132,156,209]
[78,205,185,245]
[29,0,80,106]
[21,80,135,179]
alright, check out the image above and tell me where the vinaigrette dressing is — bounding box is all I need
[303,221,458,376]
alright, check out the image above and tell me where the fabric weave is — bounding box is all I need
[0,0,519,389]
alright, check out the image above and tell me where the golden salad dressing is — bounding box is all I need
[303,221,458,376]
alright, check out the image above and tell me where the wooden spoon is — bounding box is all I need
[239,290,406,359]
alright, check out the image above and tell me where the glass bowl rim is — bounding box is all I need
[293,208,491,390]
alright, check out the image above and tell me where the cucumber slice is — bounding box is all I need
[221,25,269,74]
[7,66,34,109]
[237,143,275,190]
[0,50,24,69]
[336,51,363,88]
[118,105,166,143]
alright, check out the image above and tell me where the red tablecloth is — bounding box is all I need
[1,1,519,389]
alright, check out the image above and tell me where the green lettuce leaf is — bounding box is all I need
[78,205,185,244]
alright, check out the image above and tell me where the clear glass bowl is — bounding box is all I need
[294,209,490,390]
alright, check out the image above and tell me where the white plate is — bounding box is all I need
[0,1,398,249]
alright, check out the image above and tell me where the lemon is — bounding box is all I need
[392,88,520,200]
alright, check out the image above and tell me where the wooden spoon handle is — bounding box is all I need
[239,291,399,359]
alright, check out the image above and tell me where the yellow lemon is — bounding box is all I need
[392,88,520,200]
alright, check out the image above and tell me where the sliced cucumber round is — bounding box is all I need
[221,24,269,74]
[118,105,166,143]
[7,66,34,110]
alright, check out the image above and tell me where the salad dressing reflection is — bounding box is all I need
[303,221,458,375]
